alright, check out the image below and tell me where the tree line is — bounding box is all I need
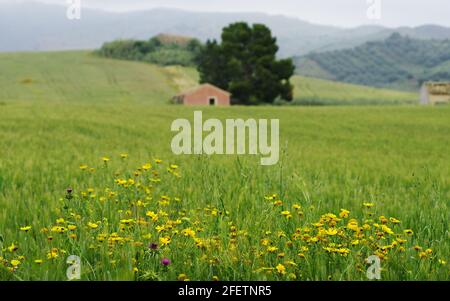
[97,35,202,67]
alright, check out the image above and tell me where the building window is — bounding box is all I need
[209,97,217,106]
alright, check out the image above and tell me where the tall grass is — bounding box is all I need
[0,103,448,280]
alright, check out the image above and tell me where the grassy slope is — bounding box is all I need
[0,51,195,104]
[0,51,417,105]
[292,76,417,105]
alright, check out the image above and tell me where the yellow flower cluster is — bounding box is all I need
[1,156,446,281]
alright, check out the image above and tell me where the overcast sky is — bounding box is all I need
[2,0,450,28]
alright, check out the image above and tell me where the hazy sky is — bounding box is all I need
[2,0,450,28]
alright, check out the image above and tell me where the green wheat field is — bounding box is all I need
[0,51,448,281]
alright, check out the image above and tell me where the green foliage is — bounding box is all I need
[97,35,202,67]
[197,22,295,104]
[295,33,450,90]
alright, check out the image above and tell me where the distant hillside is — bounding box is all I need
[2,3,450,57]
[0,51,416,106]
[295,34,450,91]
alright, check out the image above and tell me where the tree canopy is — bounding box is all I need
[196,22,295,104]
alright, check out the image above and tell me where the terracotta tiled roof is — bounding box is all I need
[177,83,231,97]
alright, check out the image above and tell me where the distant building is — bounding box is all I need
[420,82,450,105]
[173,84,231,106]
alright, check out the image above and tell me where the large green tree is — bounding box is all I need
[197,22,295,104]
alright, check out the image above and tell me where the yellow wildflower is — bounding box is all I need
[264,194,276,201]
[299,246,309,252]
[181,228,196,238]
[390,217,401,224]
[10,260,21,267]
[381,225,394,235]
[194,238,205,249]
[404,229,414,235]
[8,243,18,253]
[379,216,388,224]
[281,211,292,219]
[159,236,171,247]
[339,209,350,218]
[276,264,286,275]
[87,222,99,229]
[347,219,359,231]
[273,200,283,206]
[261,239,270,246]
[396,238,407,244]
[50,226,67,233]
[97,234,107,242]
[20,226,32,232]
[142,163,152,170]
[267,246,278,253]
[325,228,338,236]
[145,211,158,222]
[120,219,134,226]
[47,248,59,259]
[337,248,350,256]
[351,239,360,246]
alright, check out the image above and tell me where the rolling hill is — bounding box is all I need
[291,76,417,105]
[295,34,450,91]
[0,51,198,104]
[2,3,450,57]
[0,51,417,105]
